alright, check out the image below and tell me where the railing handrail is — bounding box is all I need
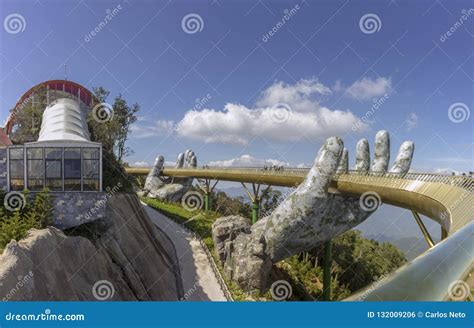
[145,166,473,191]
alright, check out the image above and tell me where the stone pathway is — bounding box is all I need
[142,203,227,301]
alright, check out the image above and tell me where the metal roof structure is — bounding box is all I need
[37,98,91,142]
[3,79,96,135]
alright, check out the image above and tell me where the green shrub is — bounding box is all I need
[0,189,54,252]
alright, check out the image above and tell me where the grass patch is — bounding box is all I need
[141,197,249,301]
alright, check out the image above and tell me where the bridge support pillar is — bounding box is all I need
[241,183,270,224]
[204,192,210,212]
[411,210,435,248]
[251,201,259,225]
[197,179,218,212]
[322,239,332,301]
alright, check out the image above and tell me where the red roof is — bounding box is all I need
[4,79,96,135]
[0,128,12,147]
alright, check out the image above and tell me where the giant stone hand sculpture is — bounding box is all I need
[212,130,414,291]
[140,149,197,202]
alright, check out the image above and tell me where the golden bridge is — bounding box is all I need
[126,166,473,301]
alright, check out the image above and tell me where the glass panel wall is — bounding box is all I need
[8,146,101,192]
[45,148,62,191]
[9,148,24,190]
[83,148,100,191]
[64,148,81,191]
[27,148,44,191]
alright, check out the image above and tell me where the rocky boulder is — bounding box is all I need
[0,194,183,301]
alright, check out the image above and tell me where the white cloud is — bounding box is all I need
[296,162,310,168]
[256,78,331,111]
[346,77,392,101]
[175,79,365,145]
[209,154,290,167]
[405,112,418,131]
[130,161,150,167]
[131,120,174,139]
[130,160,176,167]
[433,168,461,175]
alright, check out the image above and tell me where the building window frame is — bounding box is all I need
[8,145,102,192]
[26,147,44,191]
[8,147,25,191]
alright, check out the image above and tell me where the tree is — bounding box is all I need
[113,95,139,162]
[9,87,47,144]
[88,89,139,163]
[259,187,283,218]
[87,87,139,191]
[211,191,251,218]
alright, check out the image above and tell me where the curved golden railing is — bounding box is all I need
[126,167,473,237]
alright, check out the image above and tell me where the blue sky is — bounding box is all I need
[0,0,472,174]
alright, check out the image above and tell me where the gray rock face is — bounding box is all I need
[144,156,165,191]
[389,141,414,173]
[212,131,415,292]
[371,130,390,172]
[354,138,370,171]
[212,216,251,263]
[0,194,183,301]
[140,149,198,201]
[148,184,186,202]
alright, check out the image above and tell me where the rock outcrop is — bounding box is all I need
[140,149,197,202]
[0,194,183,301]
[212,131,415,292]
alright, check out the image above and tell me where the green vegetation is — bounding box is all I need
[278,230,406,300]
[89,87,139,192]
[209,187,283,220]
[0,189,54,253]
[142,195,406,301]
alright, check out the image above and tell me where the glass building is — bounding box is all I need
[7,98,102,192]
